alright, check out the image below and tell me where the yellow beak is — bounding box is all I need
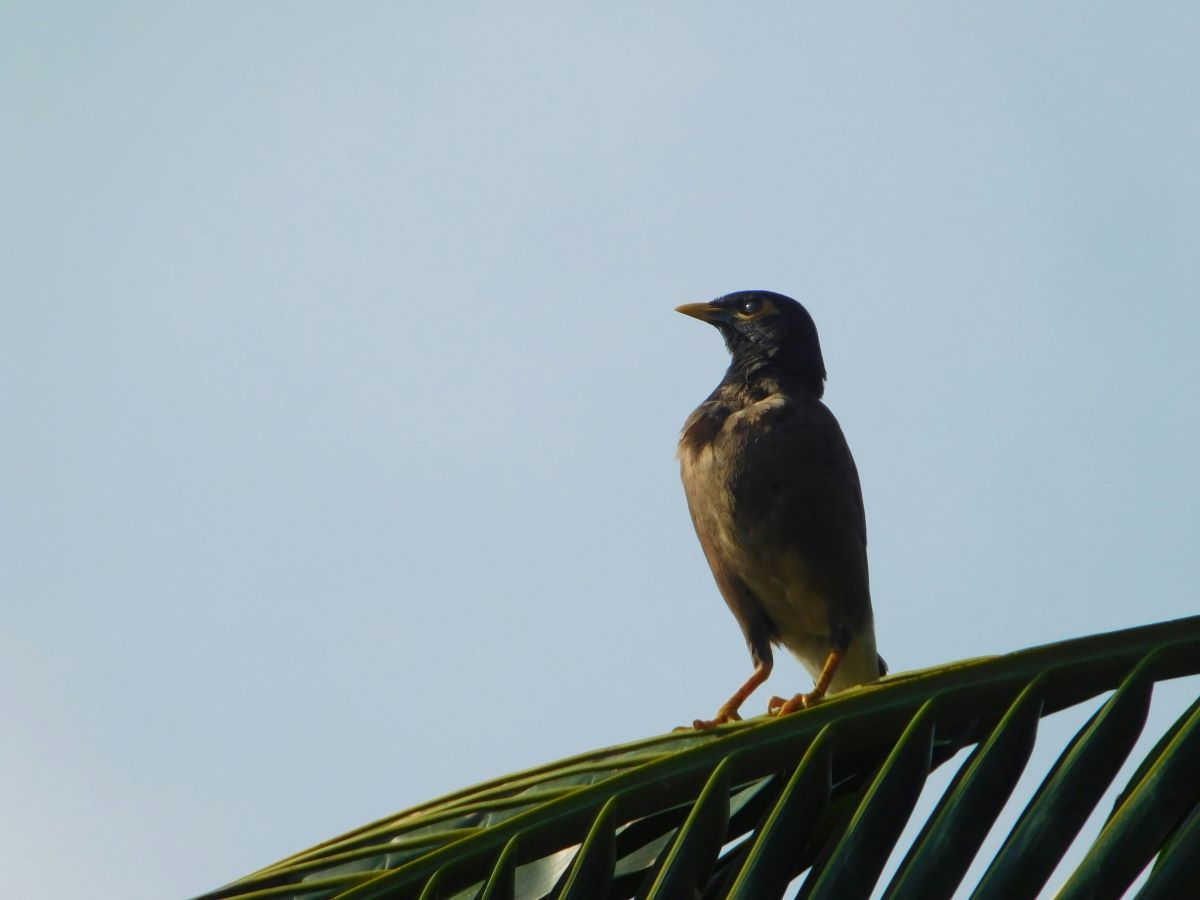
[675,302,726,323]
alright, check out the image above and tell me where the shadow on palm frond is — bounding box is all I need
[198,616,1200,900]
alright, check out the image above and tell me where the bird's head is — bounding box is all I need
[676,290,827,396]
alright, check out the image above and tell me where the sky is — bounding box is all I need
[2,3,1198,897]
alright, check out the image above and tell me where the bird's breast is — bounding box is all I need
[678,393,788,460]
[677,392,797,587]
[678,428,741,570]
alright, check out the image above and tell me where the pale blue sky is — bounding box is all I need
[3,4,1198,897]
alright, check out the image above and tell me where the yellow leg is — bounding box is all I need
[692,662,772,730]
[768,648,843,717]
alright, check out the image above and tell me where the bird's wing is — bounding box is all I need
[728,397,873,637]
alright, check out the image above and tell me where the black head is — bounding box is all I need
[676,290,827,397]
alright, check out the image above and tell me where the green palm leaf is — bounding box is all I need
[198,616,1200,899]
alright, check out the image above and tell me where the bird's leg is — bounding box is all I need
[692,661,772,730]
[768,648,843,717]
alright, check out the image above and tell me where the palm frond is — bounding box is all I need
[197,616,1200,899]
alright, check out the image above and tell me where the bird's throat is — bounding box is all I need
[722,355,824,403]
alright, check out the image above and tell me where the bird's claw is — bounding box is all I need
[768,693,819,717]
[689,705,743,731]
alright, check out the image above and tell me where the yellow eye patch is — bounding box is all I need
[736,297,778,321]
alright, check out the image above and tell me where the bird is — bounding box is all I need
[675,290,885,729]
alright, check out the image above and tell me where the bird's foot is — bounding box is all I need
[768,692,823,717]
[688,704,743,731]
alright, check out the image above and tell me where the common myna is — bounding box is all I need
[676,290,884,729]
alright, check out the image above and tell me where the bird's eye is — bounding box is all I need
[738,298,764,317]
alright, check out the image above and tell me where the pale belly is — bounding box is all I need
[744,569,878,694]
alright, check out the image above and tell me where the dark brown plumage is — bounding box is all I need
[676,290,884,728]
